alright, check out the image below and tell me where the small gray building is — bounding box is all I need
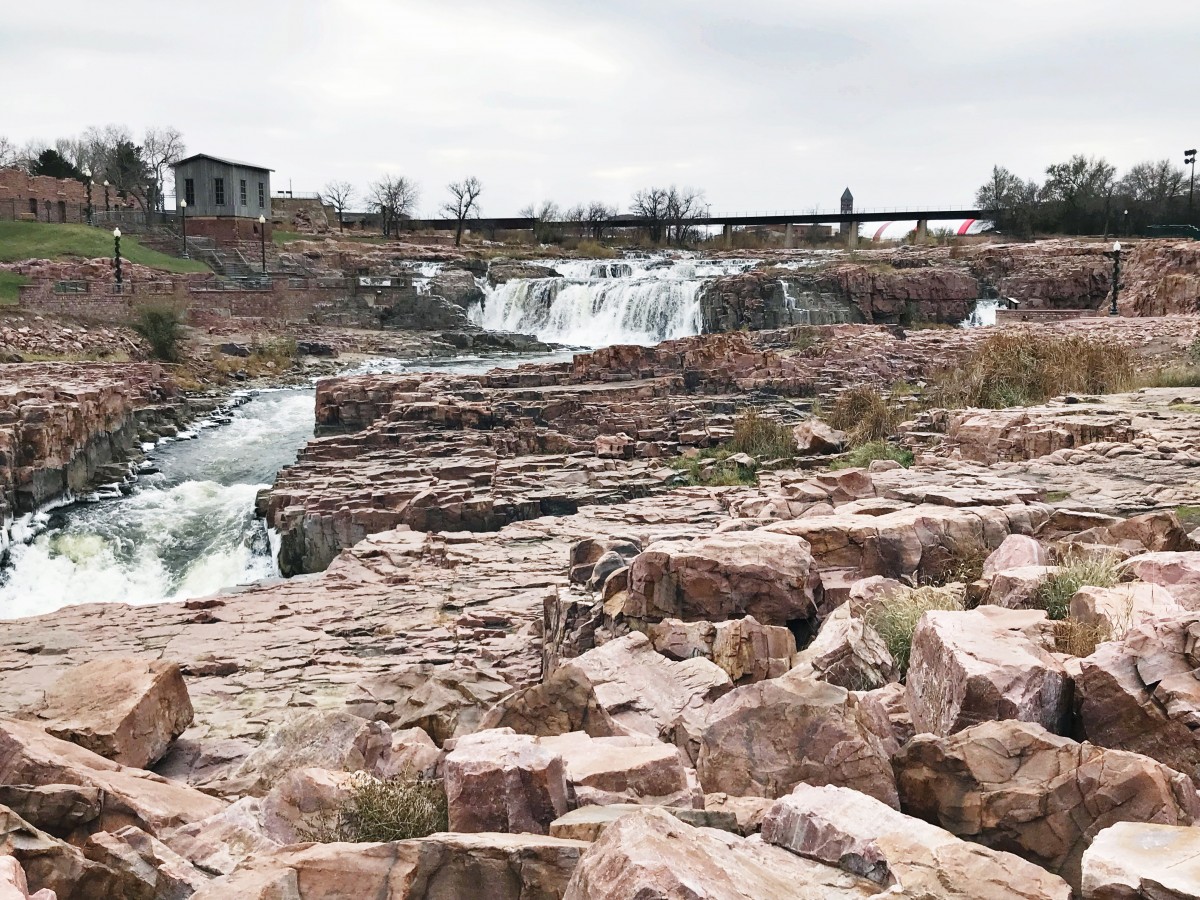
[173,153,273,242]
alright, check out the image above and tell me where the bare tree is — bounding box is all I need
[585,201,618,240]
[0,136,18,169]
[631,187,669,243]
[369,175,419,237]
[142,127,186,213]
[665,186,705,245]
[519,199,561,243]
[322,180,356,232]
[442,177,483,247]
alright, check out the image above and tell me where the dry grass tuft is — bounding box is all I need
[728,410,796,459]
[1035,553,1121,620]
[825,387,901,445]
[867,584,966,675]
[1053,618,1112,657]
[934,332,1137,409]
[299,773,448,843]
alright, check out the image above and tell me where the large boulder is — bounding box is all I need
[481,633,730,751]
[0,718,224,837]
[164,798,278,877]
[696,675,899,806]
[1074,612,1200,784]
[793,420,847,454]
[906,608,1072,736]
[895,719,1200,890]
[789,604,898,690]
[259,767,356,845]
[985,565,1057,609]
[1118,552,1200,606]
[229,710,392,796]
[83,825,211,899]
[1,804,112,900]
[648,616,796,684]
[624,531,822,626]
[30,658,193,769]
[442,729,570,834]
[562,806,879,899]
[982,534,1049,578]
[1070,583,1185,640]
[344,663,513,746]
[0,855,55,900]
[1081,822,1200,899]
[540,732,699,809]
[190,833,588,900]
[761,783,1072,899]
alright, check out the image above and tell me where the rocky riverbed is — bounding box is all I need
[1,307,1200,897]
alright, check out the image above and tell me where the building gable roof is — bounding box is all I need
[174,153,274,172]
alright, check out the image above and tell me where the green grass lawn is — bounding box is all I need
[0,272,30,305]
[0,221,210,274]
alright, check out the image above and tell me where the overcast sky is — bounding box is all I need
[1,0,1193,216]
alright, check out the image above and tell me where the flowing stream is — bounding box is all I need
[0,353,574,620]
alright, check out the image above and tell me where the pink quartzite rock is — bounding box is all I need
[443,728,571,834]
[985,565,1058,609]
[229,710,393,797]
[1118,552,1200,605]
[540,731,700,808]
[906,608,1072,737]
[793,419,847,454]
[481,632,731,747]
[895,719,1200,890]
[83,825,210,899]
[562,806,879,899]
[0,854,57,900]
[696,675,899,806]
[1070,583,1185,639]
[32,657,193,769]
[624,531,822,626]
[789,604,898,690]
[983,533,1049,578]
[760,783,1072,899]
[259,767,357,845]
[1074,612,1200,785]
[1081,822,1200,899]
[0,717,224,837]
[190,832,589,900]
[648,615,796,684]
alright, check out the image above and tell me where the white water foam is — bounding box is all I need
[471,256,757,347]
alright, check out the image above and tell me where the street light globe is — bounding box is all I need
[82,167,91,178]
[1113,241,1121,252]
[258,214,266,224]
[179,200,187,209]
[103,180,109,187]
[113,227,121,239]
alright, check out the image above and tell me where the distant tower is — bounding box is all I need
[841,188,854,215]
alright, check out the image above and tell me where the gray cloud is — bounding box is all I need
[1,0,1192,216]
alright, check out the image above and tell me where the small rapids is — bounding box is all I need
[470,257,755,346]
[0,390,316,619]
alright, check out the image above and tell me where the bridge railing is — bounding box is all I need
[704,205,980,218]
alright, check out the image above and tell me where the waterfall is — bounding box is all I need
[472,257,754,347]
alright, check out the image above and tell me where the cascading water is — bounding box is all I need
[0,354,577,620]
[471,257,755,347]
[0,390,317,619]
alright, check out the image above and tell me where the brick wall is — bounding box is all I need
[183,216,272,243]
[0,167,89,223]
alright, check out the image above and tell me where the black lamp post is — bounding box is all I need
[1187,149,1197,223]
[179,200,188,258]
[103,180,111,213]
[83,168,93,225]
[258,214,267,275]
[113,227,123,293]
[1108,241,1121,316]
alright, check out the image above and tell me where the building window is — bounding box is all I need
[258,182,265,208]
[240,179,247,205]
[214,177,225,206]
[184,178,195,206]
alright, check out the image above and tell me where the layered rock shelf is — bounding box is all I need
[3,311,1200,897]
[0,363,188,528]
